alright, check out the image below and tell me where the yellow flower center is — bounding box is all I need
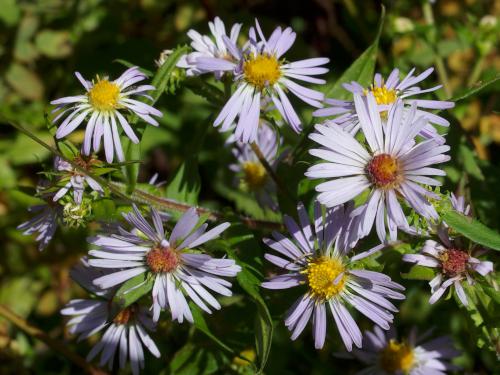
[304,256,347,301]
[379,339,415,374]
[242,161,267,191]
[243,54,281,90]
[88,79,120,111]
[366,85,398,105]
[366,153,401,189]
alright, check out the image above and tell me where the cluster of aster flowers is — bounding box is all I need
[15,15,497,375]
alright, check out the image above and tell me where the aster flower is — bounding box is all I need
[53,156,104,204]
[177,17,242,78]
[196,19,329,142]
[51,67,162,163]
[314,67,454,144]
[402,231,493,307]
[261,202,405,350]
[229,122,280,210]
[87,205,241,323]
[346,325,460,374]
[18,190,63,251]
[62,260,160,374]
[306,94,450,242]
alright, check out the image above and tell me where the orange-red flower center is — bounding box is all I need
[366,154,400,188]
[146,246,180,273]
[113,305,136,325]
[441,248,469,277]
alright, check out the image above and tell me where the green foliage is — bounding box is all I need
[442,210,500,251]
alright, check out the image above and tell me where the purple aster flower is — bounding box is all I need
[196,19,329,142]
[229,122,280,210]
[62,261,160,375]
[306,95,450,243]
[261,202,405,351]
[53,156,104,204]
[51,67,162,163]
[177,17,242,78]
[346,325,460,374]
[87,205,241,323]
[449,192,470,216]
[314,67,454,144]
[18,190,63,251]
[402,233,493,307]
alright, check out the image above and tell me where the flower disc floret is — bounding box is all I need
[243,54,281,90]
[146,246,181,273]
[368,85,398,105]
[304,256,347,300]
[379,339,415,374]
[113,305,136,325]
[366,153,401,188]
[88,79,120,111]
[440,248,469,277]
[242,161,267,190]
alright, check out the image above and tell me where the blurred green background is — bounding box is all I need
[0,0,498,374]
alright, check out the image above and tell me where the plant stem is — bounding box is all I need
[422,1,452,98]
[0,305,107,375]
[250,141,295,203]
[467,54,486,87]
[5,120,283,231]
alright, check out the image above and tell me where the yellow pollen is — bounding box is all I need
[304,256,347,301]
[365,85,398,106]
[242,161,267,190]
[379,339,415,374]
[243,54,281,90]
[146,246,181,274]
[88,79,120,111]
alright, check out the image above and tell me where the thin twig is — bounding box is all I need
[250,141,295,204]
[0,304,107,375]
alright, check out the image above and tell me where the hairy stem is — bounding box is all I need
[0,305,107,375]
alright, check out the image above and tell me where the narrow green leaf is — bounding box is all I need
[190,303,235,354]
[123,45,190,192]
[450,74,500,103]
[401,265,436,281]
[111,273,154,314]
[165,157,201,207]
[224,243,272,374]
[459,144,484,180]
[442,210,500,250]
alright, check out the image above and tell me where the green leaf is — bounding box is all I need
[169,344,219,375]
[458,144,484,180]
[450,74,500,103]
[123,45,189,192]
[190,303,235,354]
[151,45,190,104]
[401,265,436,281]
[165,157,201,207]
[224,238,272,374]
[114,59,154,76]
[35,29,72,58]
[111,273,154,314]
[322,5,385,99]
[442,210,500,250]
